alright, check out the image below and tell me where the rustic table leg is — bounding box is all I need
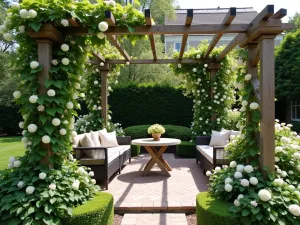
[143,146,170,176]
[143,146,167,172]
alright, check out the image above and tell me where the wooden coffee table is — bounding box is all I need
[131,138,181,176]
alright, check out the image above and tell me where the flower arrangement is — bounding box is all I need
[148,124,166,134]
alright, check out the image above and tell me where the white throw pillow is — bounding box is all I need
[99,131,119,148]
[209,130,231,146]
[90,131,101,147]
[72,134,85,147]
[80,134,96,158]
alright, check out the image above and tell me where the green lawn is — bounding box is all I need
[0,136,25,171]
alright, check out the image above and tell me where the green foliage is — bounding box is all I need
[124,125,192,141]
[223,109,241,131]
[109,83,193,127]
[291,122,300,133]
[170,43,237,139]
[287,12,300,33]
[176,141,196,158]
[0,105,22,135]
[275,29,300,99]
[131,145,140,157]
[196,192,239,225]
[63,192,113,225]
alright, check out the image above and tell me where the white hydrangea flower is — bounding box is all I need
[72,181,80,190]
[204,64,208,68]
[97,32,105,39]
[29,95,38,103]
[28,124,37,133]
[11,2,20,9]
[3,33,14,41]
[74,83,80,89]
[47,89,55,97]
[292,152,300,160]
[275,146,283,153]
[109,0,116,6]
[94,80,99,85]
[52,118,61,126]
[61,19,69,27]
[13,91,22,99]
[244,165,254,173]
[206,171,212,176]
[236,165,244,172]
[21,137,28,143]
[20,9,29,18]
[13,160,21,168]
[61,44,69,52]
[19,25,25,33]
[19,121,25,129]
[177,64,182,68]
[288,204,300,217]
[258,189,272,202]
[0,25,6,35]
[62,58,70,65]
[240,179,250,187]
[72,131,77,137]
[280,171,287,177]
[230,161,237,168]
[51,59,58,66]
[234,199,240,207]
[17,181,24,188]
[234,171,243,179]
[250,201,258,207]
[280,137,291,143]
[98,21,108,32]
[26,186,35,195]
[49,183,56,190]
[30,61,39,69]
[214,167,221,173]
[249,102,259,110]
[244,74,252,81]
[225,177,233,184]
[275,157,280,162]
[28,9,37,18]
[250,177,258,185]
[126,61,130,65]
[241,100,248,107]
[66,102,74,109]
[237,194,244,200]
[196,54,200,59]
[39,172,47,180]
[91,179,96,184]
[59,128,67,135]
[9,156,16,163]
[89,171,95,177]
[42,135,51,144]
[193,68,197,72]
[224,184,233,192]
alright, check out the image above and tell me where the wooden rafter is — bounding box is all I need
[90,58,215,65]
[217,5,275,62]
[252,44,260,67]
[92,52,105,62]
[145,9,157,60]
[204,7,236,59]
[105,10,130,61]
[270,8,287,19]
[179,9,193,60]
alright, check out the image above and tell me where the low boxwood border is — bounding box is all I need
[63,192,114,225]
[131,145,141,157]
[197,192,240,225]
[176,141,196,158]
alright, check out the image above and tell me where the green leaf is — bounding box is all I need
[251,207,260,214]
[44,126,55,135]
[39,114,48,124]
[54,80,63,88]
[45,80,53,88]
[242,209,250,216]
[31,65,43,74]
[50,198,56,204]
[7,218,20,225]
[127,26,135,33]
[44,204,52,214]
[46,108,56,116]
[27,207,35,215]
[30,22,42,32]
[91,35,105,46]
[48,67,60,73]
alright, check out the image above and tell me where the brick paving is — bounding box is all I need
[121,213,188,225]
[104,154,208,212]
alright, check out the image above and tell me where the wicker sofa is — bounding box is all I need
[73,136,131,190]
[196,136,229,174]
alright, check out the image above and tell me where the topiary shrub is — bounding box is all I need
[131,145,141,157]
[176,141,196,158]
[63,192,114,225]
[196,192,240,225]
[124,125,192,141]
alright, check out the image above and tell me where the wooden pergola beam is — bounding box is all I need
[105,11,130,61]
[90,58,215,65]
[179,9,193,59]
[92,52,106,62]
[204,7,236,59]
[270,8,287,20]
[252,44,260,67]
[217,5,275,62]
[145,9,157,60]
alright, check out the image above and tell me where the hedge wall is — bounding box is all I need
[0,105,22,135]
[109,83,193,127]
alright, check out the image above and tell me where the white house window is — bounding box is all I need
[291,100,300,121]
[174,42,188,52]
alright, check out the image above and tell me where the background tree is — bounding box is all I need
[288,12,300,32]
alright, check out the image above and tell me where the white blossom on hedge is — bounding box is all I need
[49,183,56,190]
[193,68,197,72]
[250,201,258,207]
[109,0,116,6]
[225,177,233,184]
[177,64,182,68]
[21,137,28,143]
[62,58,70,65]
[47,89,55,97]
[250,177,258,185]
[52,118,61,126]
[236,165,244,172]
[292,152,300,160]
[0,25,6,34]
[275,146,283,153]
[18,25,25,33]
[249,102,259,110]
[42,135,51,144]
[11,2,20,9]
[234,199,240,207]
[91,179,96,184]
[20,9,29,18]
[59,128,67,136]
[245,74,252,81]
[26,186,35,195]
[89,171,94,177]
[9,156,15,163]
[28,9,37,18]
[241,100,248,107]
[230,161,237,168]
[61,19,69,27]
[288,204,300,217]
[234,171,243,179]
[19,121,24,129]
[39,172,47,180]
[30,61,39,69]
[204,64,208,68]
[28,124,37,133]
[206,171,212,176]
[72,181,80,190]
[97,32,105,39]
[74,83,80,89]
[98,21,108,32]
[240,179,250,187]
[29,95,38,103]
[94,80,99,85]
[258,189,272,202]
[61,44,69,52]
[237,194,244,200]
[51,59,58,66]
[17,181,24,188]
[3,33,14,41]
[280,171,287,177]
[66,102,74,109]
[13,160,21,168]
[224,184,233,192]
[244,165,254,173]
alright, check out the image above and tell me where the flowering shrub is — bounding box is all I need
[223,109,241,130]
[170,43,236,138]
[0,0,145,224]
[147,124,166,134]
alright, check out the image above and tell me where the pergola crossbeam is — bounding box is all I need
[204,7,236,59]
[252,44,260,67]
[145,9,157,60]
[105,11,130,61]
[179,9,193,59]
[92,52,105,62]
[90,59,215,65]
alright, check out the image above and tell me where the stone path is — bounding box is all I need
[121,213,188,225]
[104,153,208,212]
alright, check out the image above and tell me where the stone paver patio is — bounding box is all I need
[121,213,188,225]
[104,153,208,212]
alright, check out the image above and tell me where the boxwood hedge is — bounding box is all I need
[176,141,196,158]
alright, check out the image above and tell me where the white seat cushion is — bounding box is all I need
[107,150,120,164]
[108,145,130,154]
[196,145,228,164]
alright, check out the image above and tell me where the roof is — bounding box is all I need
[165,7,258,25]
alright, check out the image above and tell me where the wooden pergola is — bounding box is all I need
[28,5,292,171]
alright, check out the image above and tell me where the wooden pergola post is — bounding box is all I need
[208,63,221,121]
[259,35,276,172]
[99,64,110,127]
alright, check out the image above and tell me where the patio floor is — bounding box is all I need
[104,154,208,212]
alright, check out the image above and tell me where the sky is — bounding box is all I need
[177,0,299,22]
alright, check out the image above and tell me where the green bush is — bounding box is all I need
[109,83,193,127]
[64,192,114,225]
[196,192,240,225]
[223,110,240,131]
[124,125,192,141]
[176,141,196,158]
[291,122,300,133]
[0,105,22,135]
[131,145,141,157]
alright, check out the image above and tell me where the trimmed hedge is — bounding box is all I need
[131,145,141,157]
[109,83,193,127]
[176,141,196,158]
[63,192,113,225]
[197,192,240,225]
[124,125,192,141]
